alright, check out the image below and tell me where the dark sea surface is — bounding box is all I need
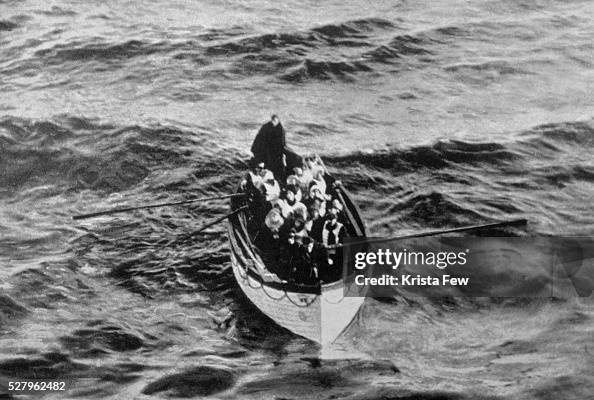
[1,0,593,399]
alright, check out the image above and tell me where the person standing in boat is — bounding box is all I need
[320,207,346,282]
[251,114,289,181]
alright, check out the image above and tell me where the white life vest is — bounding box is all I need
[322,220,344,246]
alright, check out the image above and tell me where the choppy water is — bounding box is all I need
[1,0,593,398]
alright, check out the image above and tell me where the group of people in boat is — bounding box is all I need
[241,115,347,284]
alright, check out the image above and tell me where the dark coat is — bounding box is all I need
[292,243,327,285]
[251,121,286,180]
[308,217,325,243]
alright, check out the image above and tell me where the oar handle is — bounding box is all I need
[190,206,248,235]
[72,193,245,220]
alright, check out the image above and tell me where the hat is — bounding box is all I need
[328,207,339,218]
[286,175,299,186]
[248,158,263,169]
[265,209,284,232]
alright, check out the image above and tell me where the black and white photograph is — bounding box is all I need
[0,1,593,399]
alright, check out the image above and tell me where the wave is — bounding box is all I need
[520,121,594,147]
[205,32,316,56]
[34,6,77,17]
[444,60,528,75]
[142,366,235,397]
[201,15,583,82]
[0,117,77,146]
[362,34,434,64]
[326,140,520,172]
[0,295,28,327]
[34,39,190,64]
[213,24,447,81]
[311,17,397,38]
[0,117,243,194]
[0,352,87,379]
[327,120,594,174]
[390,191,488,227]
[530,164,594,188]
[228,53,302,77]
[13,17,543,85]
[0,20,18,31]
[59,324,145,354]
[205,17,395,57]
[281,59,373,82]
[196,26,249,42]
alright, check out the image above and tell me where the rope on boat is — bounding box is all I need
[260,278,290,301]
[233,233,346,307]
[235,257,320,307]
[285,291,318,307]
[245,270,264,290]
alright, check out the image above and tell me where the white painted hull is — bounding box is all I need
[230,252,364,344]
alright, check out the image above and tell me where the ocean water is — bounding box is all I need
[1,0,593,398]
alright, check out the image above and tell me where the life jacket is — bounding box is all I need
[322,220,344,247]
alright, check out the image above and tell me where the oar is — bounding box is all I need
[330,218,528,248]
[72,193,245,220]
[385,218,527,240]
[177,206,249,240]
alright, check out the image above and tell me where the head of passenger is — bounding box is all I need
[294,216,306,232]
[312,194,325,209]
[309,184,323,200]
[255,161,266,177]
[308,208,320,222]
[293,167,303,177]
[264,173,276,186]
[327,207,339,225]
[303,237,314,253]
[331,198,343,212]
[305,155,316,169]
[265,208,284,239]
[271,114,280,127]
[309,199,322,215]
[287,183,299,195]
[286,175,298,187]
[287,228,296,245]
[285,189,295,205]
